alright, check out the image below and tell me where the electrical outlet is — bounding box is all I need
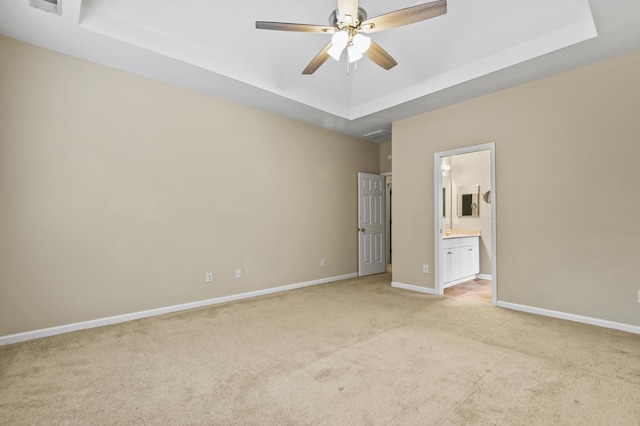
[206,272,213,283]
[235,269,242,279]
[423,264,429,274]
[321,258,326,267]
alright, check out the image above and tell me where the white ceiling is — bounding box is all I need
[2,0,640,142]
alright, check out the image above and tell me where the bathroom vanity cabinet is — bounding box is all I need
[441,236,479,288]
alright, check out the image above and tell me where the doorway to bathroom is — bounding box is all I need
[434,143,496,304]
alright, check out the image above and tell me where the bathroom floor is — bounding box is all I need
[444,279,492,303]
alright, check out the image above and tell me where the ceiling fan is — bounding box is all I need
[256,0,447,75]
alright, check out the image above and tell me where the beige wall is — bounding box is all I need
[0,37,380,336]
[393,48,640,327]
[379,141,392,173]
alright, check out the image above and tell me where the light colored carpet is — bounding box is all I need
[1,272,639,425]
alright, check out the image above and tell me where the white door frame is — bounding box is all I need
[434,143,497,305]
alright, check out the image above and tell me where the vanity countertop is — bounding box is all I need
[443,230,480,239]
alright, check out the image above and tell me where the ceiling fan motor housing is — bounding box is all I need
[329,7,368,27]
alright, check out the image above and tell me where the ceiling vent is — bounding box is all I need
[363,130,392,143]
[29,0,61,16]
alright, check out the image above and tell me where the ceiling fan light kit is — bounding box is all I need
[256,0,447,75]
[327,31,348,60]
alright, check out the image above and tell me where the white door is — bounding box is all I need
[358,173,386,276]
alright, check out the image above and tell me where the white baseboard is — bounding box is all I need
[391,283,639,335]
[476,274,492,280]
[497,301,640,335]
[391,282,437,295]
[0,273,358,346]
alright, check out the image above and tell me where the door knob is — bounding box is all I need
[358,228,365,232]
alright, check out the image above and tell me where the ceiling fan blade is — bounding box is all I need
[337,0,359,23]
[302,43,333,75]
[256,21,333,33]
[361,0,447,33]
[365,41,398,70]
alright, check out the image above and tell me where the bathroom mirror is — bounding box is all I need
[458,185,480,217]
